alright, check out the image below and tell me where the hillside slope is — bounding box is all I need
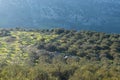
[0,28,120,80]
[0,0,120,32]
[0,28,120,64]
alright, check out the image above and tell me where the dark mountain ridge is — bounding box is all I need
[0,0,120,33]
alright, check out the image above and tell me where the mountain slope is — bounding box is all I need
[0,28,120,65]
[0,0,120,33]
[0,28,120,80]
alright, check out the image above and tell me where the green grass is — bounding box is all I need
[0,30,58,64]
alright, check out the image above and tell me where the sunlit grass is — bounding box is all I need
[0,30,58,64]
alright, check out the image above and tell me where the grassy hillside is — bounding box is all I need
[0,28,120,80]
[0,28,58,65]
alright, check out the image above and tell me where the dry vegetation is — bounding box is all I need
[0,28,120,80]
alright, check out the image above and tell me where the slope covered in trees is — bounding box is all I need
[0,28,120,80]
